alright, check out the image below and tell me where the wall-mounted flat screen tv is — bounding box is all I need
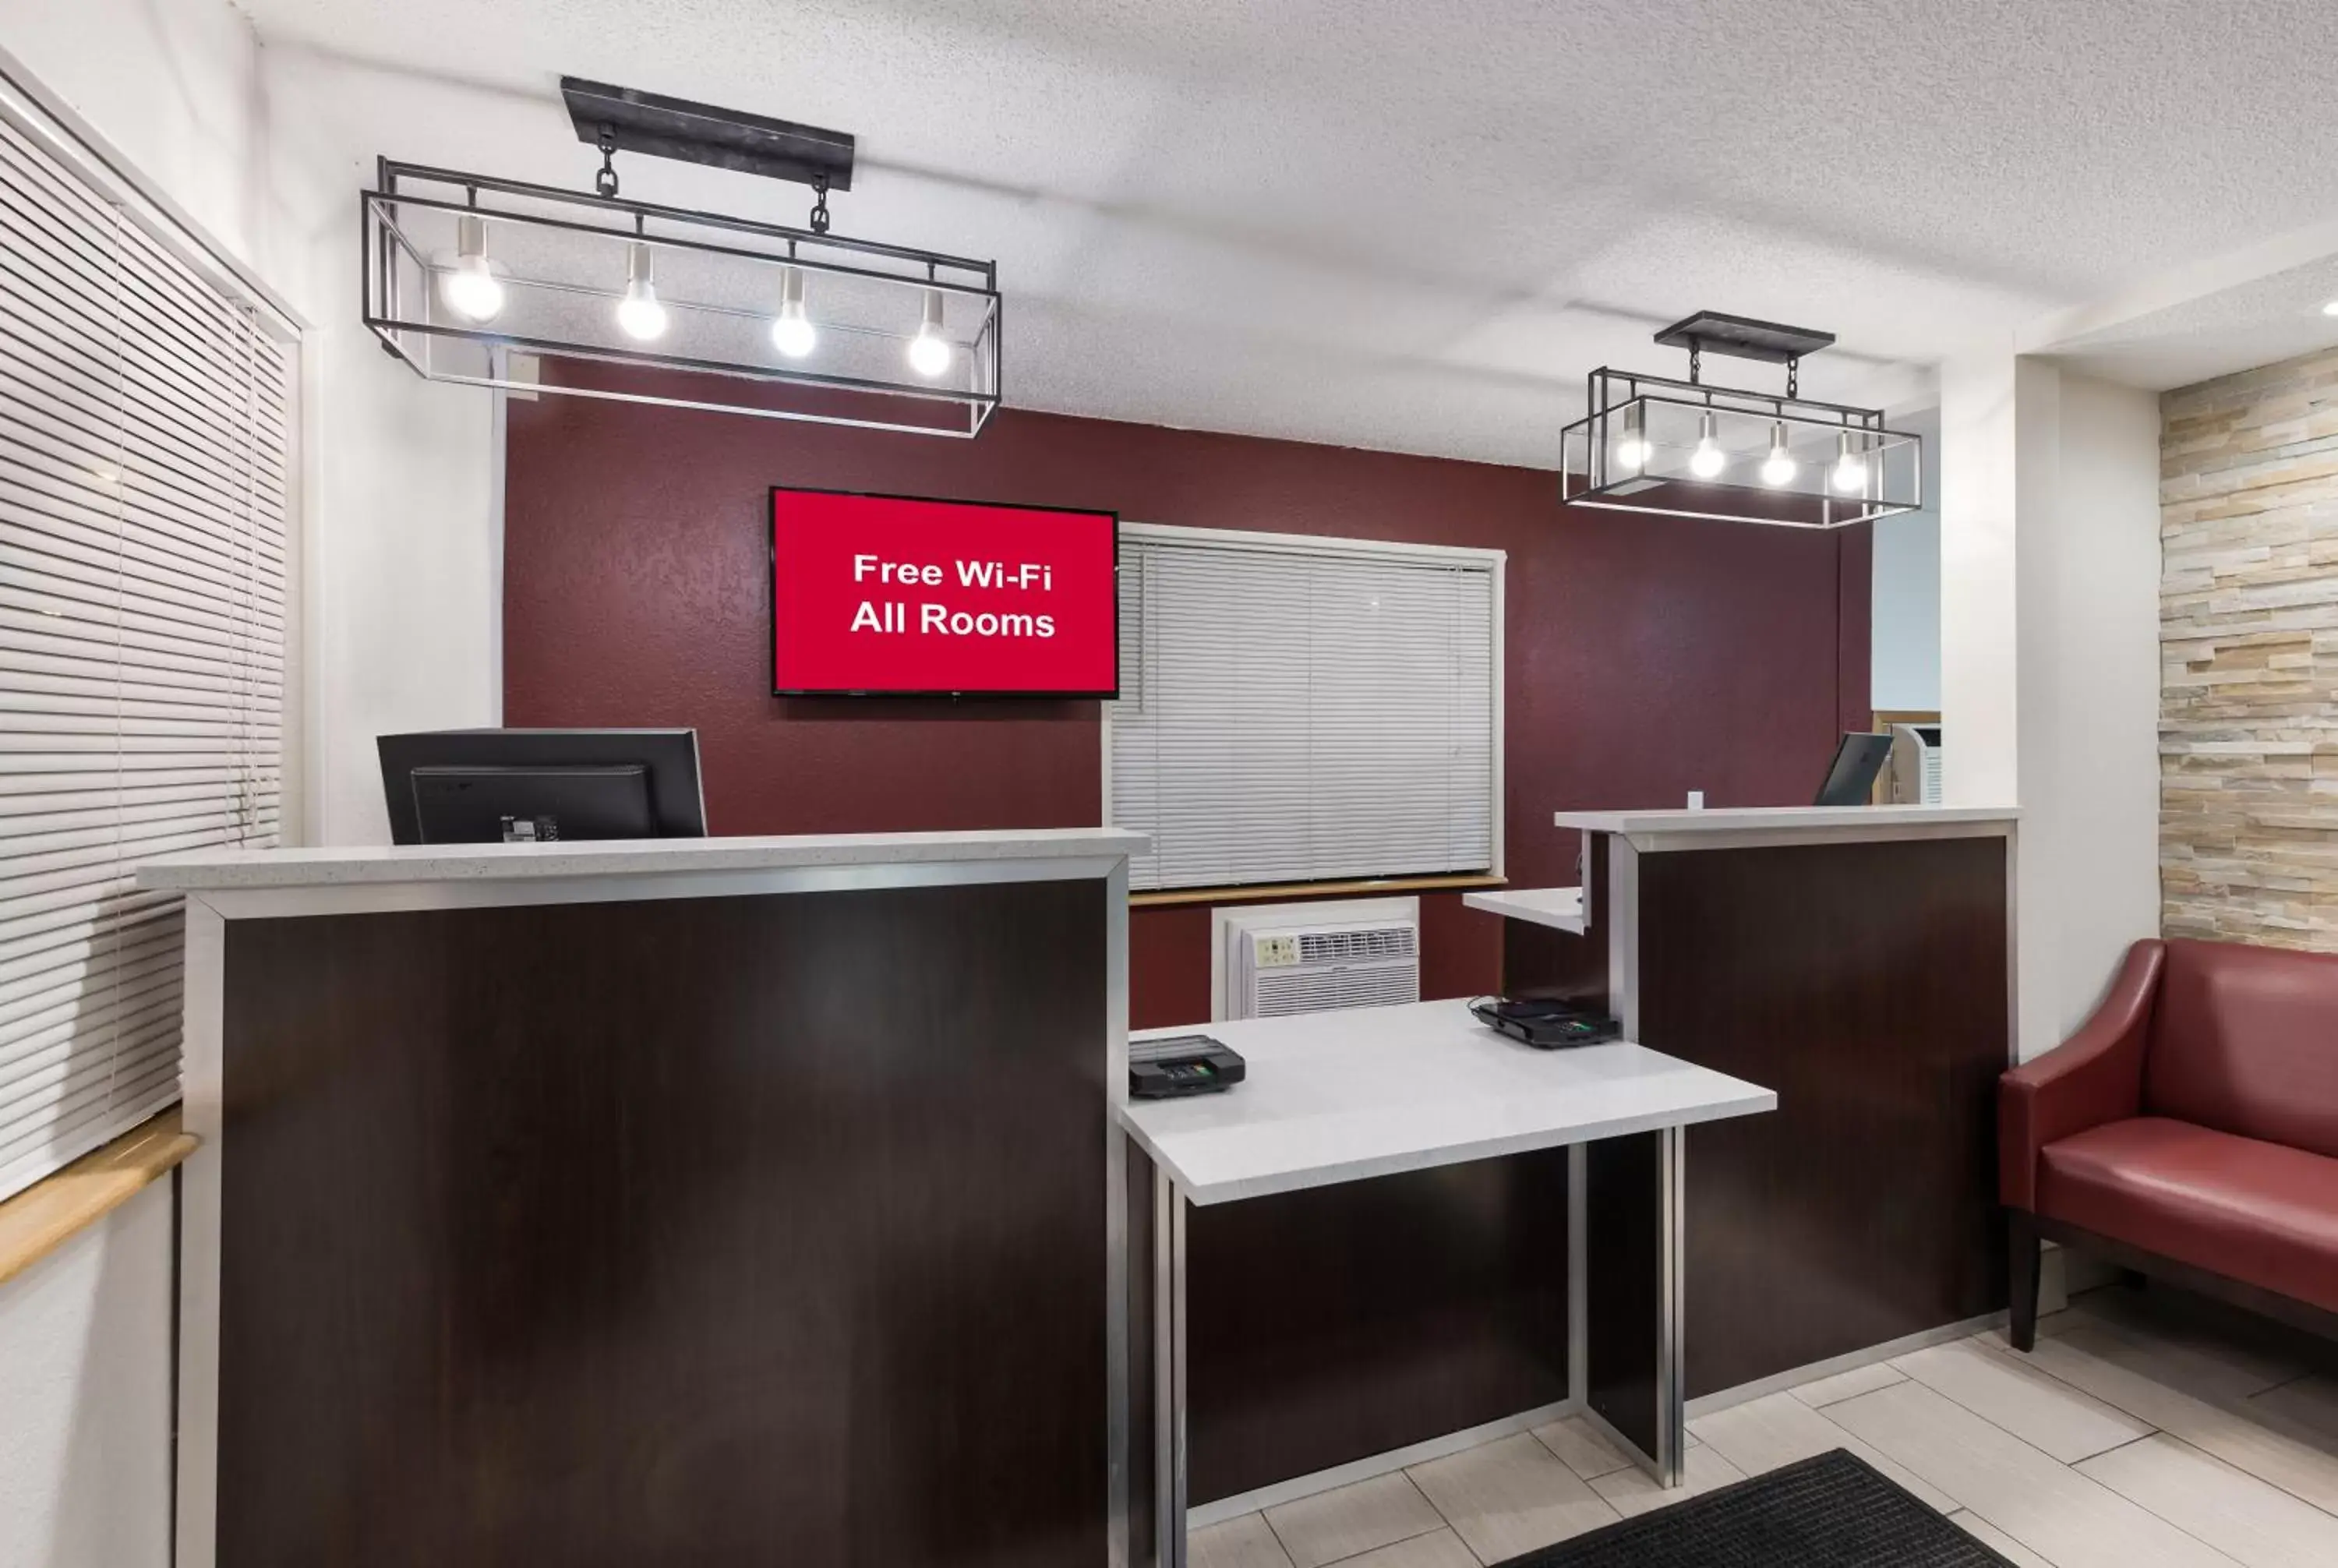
[770,486,1119,697]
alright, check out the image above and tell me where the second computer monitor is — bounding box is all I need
[1814,731,1893,807]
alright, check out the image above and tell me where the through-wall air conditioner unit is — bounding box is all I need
[1217,899,1421,1021]
[1889,723,1943,806]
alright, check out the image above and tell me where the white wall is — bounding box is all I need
[0,1185,176,1568]
[0,0,272,276]
[253,50,524,843]
[1940,354,2163,1060]
[1871,408,1942,712]
[2022,368,2164,1047]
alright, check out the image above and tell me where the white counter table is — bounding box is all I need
[1120,1000,1775,1563]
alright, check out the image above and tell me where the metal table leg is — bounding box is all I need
[1153,1164,1188,1568]
[1578,1124,1687,1489]
[1657,1123,1686,1487]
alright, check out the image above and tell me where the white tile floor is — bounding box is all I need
[1189,1287,2338,1567]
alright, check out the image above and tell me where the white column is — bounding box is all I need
[1941,353,2162,1061]
[1939,351,2023,810]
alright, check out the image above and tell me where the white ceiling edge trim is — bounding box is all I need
[2018,210,2338,362]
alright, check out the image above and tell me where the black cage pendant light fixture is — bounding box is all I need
[1559,313,1920,527]
[363,79,1001,436]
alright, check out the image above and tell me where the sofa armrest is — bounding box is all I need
[1998,938,2164,1211]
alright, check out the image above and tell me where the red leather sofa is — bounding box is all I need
[1998,937,2338,1351]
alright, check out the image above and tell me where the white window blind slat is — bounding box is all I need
[0,1059,183,1186]
[0,921,180,1009]
[0,894,184,967]
[1,525,284,625]
[0,1025,186,1156]
[1,648,283,706]
[0,108,288,1202]
[1,390,291,560]
[1109,533,1499,892]
[0,249,272,499]
[0,140,267,449]
[0,977,182,1086]
[2,484,288,601]
[0,766,281,803]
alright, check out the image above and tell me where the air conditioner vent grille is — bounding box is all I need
[1298,927,1417,964]
[1253,961,1418,1018]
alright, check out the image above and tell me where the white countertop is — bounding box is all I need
[1118,998,1774,1205]
[138,827,1150,892]
[1462,885,1586,934]
[1554,805,2018,839]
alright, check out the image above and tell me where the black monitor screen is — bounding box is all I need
[377,729,705,846]
[409,765,654,846]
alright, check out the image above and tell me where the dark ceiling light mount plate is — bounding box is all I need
[561,77,854,191]
[1655,310,1835,365]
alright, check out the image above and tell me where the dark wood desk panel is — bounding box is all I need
[1633,836,2009,1397]
[1125,1145,1570,1510]
[217,878,1107,1568]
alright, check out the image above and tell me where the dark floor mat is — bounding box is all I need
[1496,1449,2015,1567]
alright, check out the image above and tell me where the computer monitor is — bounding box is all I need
[1814,731,1892,807]
[377,729,708,846]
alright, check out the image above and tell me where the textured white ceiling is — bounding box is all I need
[2042,253,2338,391]
[237,0,2338,464]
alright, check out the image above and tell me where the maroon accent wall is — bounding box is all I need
[504,366,1870,1024]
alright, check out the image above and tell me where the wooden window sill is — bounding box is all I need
[0,1107,197,1290]
[1129,873,1506,909]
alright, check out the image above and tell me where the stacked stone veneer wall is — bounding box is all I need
[2162,345,2338,945]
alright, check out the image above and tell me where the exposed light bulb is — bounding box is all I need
[907,288,952,378]
[2323,299,2338,318]
[770,266,815,358]
[1831,429,1870,493]
[616,242,668,341]
[437,214,504,323]
[1688,410,1726,479]
[1759,420,1797,486]
[1613,404,1651,472]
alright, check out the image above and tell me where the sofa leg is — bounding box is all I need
[2009,1210,2040,1352]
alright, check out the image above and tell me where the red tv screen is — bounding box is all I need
[769,488,1119,697]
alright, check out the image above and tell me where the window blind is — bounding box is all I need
[0,105,290,1201]
[1110,530,1499,892]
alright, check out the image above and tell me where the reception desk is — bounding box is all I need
[1503,805,2020,1398]
[142,829,1143,1568]
[140,807,2014,1566]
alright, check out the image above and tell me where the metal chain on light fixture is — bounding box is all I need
[1785,356,1799,400]
[595,125,620,198]
[809,173,832,235]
